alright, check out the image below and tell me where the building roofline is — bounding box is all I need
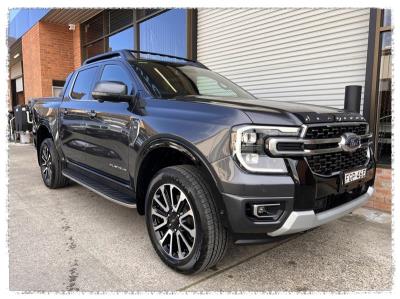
[41,9,104,25]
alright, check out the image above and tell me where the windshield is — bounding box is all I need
[131,60,255,99]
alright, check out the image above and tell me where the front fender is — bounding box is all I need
[133,134,224,193]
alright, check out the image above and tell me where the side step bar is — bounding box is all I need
[62,169,137,208]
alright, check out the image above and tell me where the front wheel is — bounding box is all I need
[145,165,228,274]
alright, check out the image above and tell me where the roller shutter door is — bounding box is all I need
[197,8,370,111]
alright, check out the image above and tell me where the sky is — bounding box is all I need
[9,9,20,21]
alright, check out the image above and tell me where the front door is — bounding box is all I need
[83,63,137,182]
[60,63,134,183]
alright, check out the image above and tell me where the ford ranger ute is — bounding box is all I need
[32,50,376,274]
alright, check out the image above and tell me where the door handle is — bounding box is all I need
[61,108,68,115]
[88,110,97,119]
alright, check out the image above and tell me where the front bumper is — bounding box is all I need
[212,155,375,242]
[268,186,374,236]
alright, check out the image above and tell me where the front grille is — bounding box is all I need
[306,147,369,176]
[305,124,368,139]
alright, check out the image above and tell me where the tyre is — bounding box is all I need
[39,138,69,189]
[145,165,228,274]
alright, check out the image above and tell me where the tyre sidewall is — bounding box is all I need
[39,138,59,188]
[145,167,211,273]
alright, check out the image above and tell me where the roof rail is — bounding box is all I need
[83,49,207,68]
[130,50,189,62]
[83,50,135,65]
[131,50,207,68]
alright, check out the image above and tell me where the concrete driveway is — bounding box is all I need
[8,143,392,292]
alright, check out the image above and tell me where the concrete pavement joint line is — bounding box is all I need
[177,234,301,292]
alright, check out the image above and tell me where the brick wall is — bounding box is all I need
[22,23,42,101]
[364,167,392,213]
[72,24,82,69]
[22,21,79,101]
[38,22,74,97]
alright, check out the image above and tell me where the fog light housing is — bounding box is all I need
[252,203,284,221]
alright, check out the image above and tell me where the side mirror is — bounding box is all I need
[92,81,132,102]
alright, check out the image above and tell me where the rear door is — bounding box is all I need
[59,65,100,167]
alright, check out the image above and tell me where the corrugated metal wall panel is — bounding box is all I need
[198,8,370,111]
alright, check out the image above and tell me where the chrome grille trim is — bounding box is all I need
[267,133,372,156]
[266,122,372,176]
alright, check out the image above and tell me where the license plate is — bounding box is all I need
[344,168,367,184]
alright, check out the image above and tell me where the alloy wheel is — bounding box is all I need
[40,144,52,183]
[151,183,196,260]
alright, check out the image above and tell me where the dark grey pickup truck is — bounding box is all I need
[32,50,375,274]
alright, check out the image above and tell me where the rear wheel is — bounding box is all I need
[39,138,68,189]
[145,165,228,274]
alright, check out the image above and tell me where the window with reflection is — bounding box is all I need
[376,10,392,166]
[83,13,104,44]
[81,9,189,61]
[82,10,134,60]
[109,10,133,33]
[140,9,187,58]
[136,9,160,21]
[107,27,134,52]
[131,60,254,99]
[100,65,133,95]
[382,9,391,27]
[85,39,105,60]
[71,67,99,100]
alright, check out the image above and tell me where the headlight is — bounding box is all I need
[231,125,301,173]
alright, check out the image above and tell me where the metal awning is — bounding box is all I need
[41,9,103,25]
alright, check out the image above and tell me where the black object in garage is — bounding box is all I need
[13,105,32,132]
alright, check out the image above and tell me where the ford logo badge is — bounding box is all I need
[340,133,361,152]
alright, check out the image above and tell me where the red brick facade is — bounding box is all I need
[22,22,81,101]
[364,167,392,213]
[72,24,82,70]
[21,23,42,100]
[39,22,74,97]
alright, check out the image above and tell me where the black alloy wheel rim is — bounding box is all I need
[40,144,52,184]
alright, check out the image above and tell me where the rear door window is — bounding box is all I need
[71,66,99,100]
